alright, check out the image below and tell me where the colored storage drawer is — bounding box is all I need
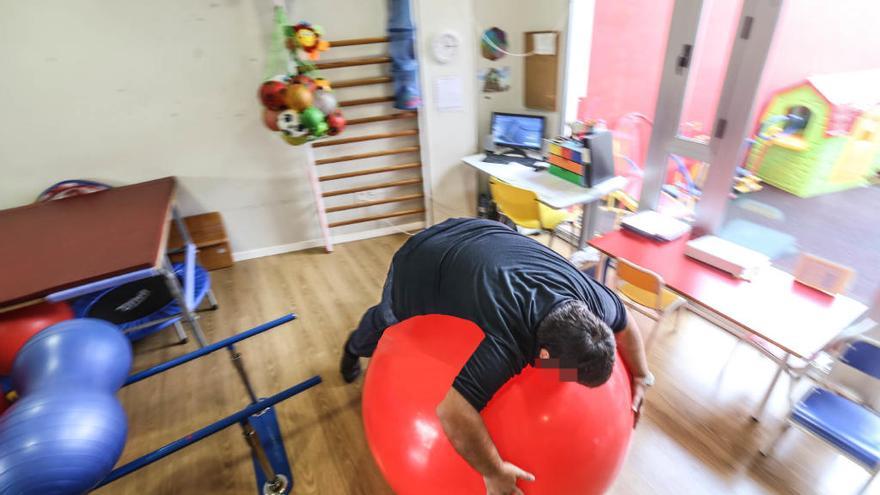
[548,154,585,175]
[549,165,585,187]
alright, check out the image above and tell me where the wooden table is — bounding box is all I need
[0,177,208,345]
[590,229,867,418]
[462,154,627,248]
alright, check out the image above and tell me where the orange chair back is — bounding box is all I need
[616,258,664,309]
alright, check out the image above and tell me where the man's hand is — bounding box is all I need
[437,389,535,494]
[483,461,535,495]
[631,379,648,428]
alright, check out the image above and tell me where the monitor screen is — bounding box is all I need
[491,113,544,150]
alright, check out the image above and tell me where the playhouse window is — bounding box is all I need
[783,105,811,135]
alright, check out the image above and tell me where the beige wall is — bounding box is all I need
[473,0,570,146]
[0,0,438,257]
[0,0,544,256]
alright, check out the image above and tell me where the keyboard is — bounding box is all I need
[482,154,545,168]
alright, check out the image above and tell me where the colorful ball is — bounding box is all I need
[285,83,314,112]
[291,75,317,92]
[327,111,346,135]
[312,121,329,137]
[313,90,338,115]
[0,302,73,375]
[299,106,325,131]
[363,315,634,495]
[314,77,332,91]
[277,110,308,138]
[263,109,281,131]
[258,80,288,111]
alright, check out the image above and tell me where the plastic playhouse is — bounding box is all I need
[746,69,880,198]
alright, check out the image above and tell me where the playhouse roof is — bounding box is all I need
[807,69,880,110]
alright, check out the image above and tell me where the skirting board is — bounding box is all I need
[232,221,426,262]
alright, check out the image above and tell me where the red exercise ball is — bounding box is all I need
[0,302,74,375]
[363,315,634,495]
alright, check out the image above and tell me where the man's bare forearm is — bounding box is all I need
[616,312,650,379]
[436,388,503,477]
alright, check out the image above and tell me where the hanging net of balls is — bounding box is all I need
[258,8,345,146]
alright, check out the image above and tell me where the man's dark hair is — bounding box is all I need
[536,300,616,387]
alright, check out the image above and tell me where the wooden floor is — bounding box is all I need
[97,233,877,495]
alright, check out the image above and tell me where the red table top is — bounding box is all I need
[590,229,867,359]
[0,177,176,309]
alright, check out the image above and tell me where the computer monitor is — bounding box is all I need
[491,112,545,151]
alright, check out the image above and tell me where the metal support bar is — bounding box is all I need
[45,268,158,302]
[184,243,196,311]
[241,421,281,489]
[125,314,297,386]
[161,258,208,347]
[96,375,322,488]
[229,344,260,404]
[172,206,194,245]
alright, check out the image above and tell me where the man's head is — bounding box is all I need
[536,300,616,387]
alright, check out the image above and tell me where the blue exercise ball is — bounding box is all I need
[12,319,132,395]
[0,391,128,494]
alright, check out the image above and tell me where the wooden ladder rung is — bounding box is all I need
[313,129,418,148]
[314,56,390,70]
[316,146,420,165]
[347,111,418,126]
[329,208,426,228]
[323,178,422,197]
[326,193,423,213]
[319,162,421,182]
[329,36,389,47]
[339,96,395,108]
[332,76,392,89]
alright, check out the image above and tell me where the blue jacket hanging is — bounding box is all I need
[388,0,421,110]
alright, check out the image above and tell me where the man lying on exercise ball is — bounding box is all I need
[341,217,653,495]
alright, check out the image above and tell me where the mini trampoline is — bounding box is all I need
[72,263,213,341]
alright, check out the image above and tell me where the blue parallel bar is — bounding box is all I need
[124,314,297,386]
[45,268,159,302]
[184,243,196,311]
[96,375,322,488]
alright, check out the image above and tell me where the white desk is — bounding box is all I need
[462,153,627,248]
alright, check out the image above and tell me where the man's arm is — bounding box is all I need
[615,311,652,425]
[436,388,535,495]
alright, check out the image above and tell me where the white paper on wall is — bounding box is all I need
[532,32,557,55]
[435,76,464,111]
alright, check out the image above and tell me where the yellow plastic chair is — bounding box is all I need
[613,258,687,350]
[489,177,576,248]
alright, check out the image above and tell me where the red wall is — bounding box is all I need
[579,0,880,147]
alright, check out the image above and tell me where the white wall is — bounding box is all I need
[414,0,479,221]
[473,0,570,145]
[0,0,432,258]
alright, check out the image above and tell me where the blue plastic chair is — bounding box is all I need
[762,340,880,494]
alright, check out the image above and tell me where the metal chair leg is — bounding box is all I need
[205,288,219,311]
[752,355,789,422]
[759,420,792,457]
[643,317,663,352]
[670,304,686,334]
[173,321,188,344]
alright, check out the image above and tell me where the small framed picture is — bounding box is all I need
[793,253,855,295]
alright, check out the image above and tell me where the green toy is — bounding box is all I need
[299,107,325,131]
